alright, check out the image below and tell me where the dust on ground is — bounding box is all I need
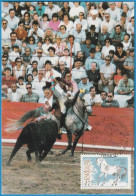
[2,146,134,195]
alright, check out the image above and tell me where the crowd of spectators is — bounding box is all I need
[2,1,134,108]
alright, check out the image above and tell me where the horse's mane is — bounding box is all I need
[70,91,80,107]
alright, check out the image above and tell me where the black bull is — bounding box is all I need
[7,119,61,165]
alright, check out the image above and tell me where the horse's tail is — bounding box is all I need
[121,167,127,180]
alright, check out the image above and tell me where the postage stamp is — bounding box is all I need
[81,154,131,189]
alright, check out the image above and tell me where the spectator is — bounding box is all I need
[85,48,100,71]
[74,12,88,31]
[9,32,22,50]
[32,69,46,92]
[101,92,119,107]
[2,43,11,56]
[110,25,125,46]
[38,84,53,105]
[31,47,46,69]
[16,76,26,90]
[28,20,44,44]
[123,48,134,80]
[114,42,127,68]
[67,35,81,56]
[81,37,94,59]
[127,17,134,47]
[86,25,99,47]
[99,91,107,103]
[56,61,69,78]
[106,2,121,22]
[76,51,86,65]
[98,26,110,46]
[118,12,128,32]
[46,47,59,68]
[2,19,12,46]
[14,21,28,41]
[8,44,20,67]
[114,67,123,94]
[30,12,41,27]
[48,13,61,34]
[22,12,31,32]
[2,67,17,88]
[2,85,9,100]
[13,2,22,18]
[117,73,134,95]
[87,9,102,33]
[13,57,26,80]
[43,27,56,43]
[26,74,34,83]
[32,69,38,79]
[20,82,39,103]
[42,36,53,55]
[125,89,134,108]
[2,56,12,76]
[98,55,116,93]
[7,83,22,102]
[87,62,100,93]
[27,60,38,75]
[44,60,61,82]
[59,13,74,33]
[69,2,84,21]
[71,59,87,84]
[87,86,101,106]
[21,47,32,67]
[45,2,61,20]
[59,2,70,19]
[40,14,49,32]
[59,48,74,69]
[27,36,37,54]
[78,74,93,93]
[70,23,86,45]
[36,2,46,17]
[64,72,78,95]
[100,12,116,34]
[5,9,19,31]
[57,25,69,43]
[53,37,66,57]
[2,2,13,18]
[121,33,132,52]
[101,38,115,59]
[122,4,131,22]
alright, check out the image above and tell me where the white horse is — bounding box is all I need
[96,157,127,186]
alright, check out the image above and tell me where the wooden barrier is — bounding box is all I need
[2,101,134,153]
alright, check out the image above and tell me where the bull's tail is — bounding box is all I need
[121,167,127,180]
[6,137,24,166]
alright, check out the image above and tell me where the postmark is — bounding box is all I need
[81,154,131,189]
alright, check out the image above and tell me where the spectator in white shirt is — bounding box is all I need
[69,2,84,21]
[74,12,88,31]
[32,69,46,92]
[106,2,121,22]
[71,59,87,84]
[87,9,102,33]
[45,2,61,20]
[5,9,19,31]
[28,21,44,44]
[31,48,46,69]
[2,19,12,46]
[101,12,116,34]
[70,23,86,45]
[67,35,81,56]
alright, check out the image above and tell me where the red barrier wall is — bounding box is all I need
[2,101,134,151]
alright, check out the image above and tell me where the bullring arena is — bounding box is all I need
[2,102,134,194]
